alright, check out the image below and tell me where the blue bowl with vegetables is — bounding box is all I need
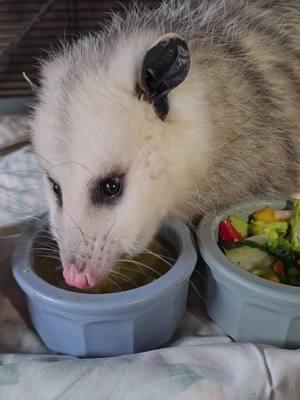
[197,198,300,348]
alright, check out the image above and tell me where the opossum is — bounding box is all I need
[31,0,300,289]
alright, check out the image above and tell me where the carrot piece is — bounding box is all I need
[272,260,285,276]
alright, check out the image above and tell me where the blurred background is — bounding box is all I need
[0,0,160,113]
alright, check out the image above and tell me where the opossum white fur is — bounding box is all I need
[32,0,300,288]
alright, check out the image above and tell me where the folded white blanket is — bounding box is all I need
[0,277,300,400]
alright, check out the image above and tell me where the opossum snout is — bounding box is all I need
[63,262,102,289]
[60,230,117,289]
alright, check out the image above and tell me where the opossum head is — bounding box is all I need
[32,31,209,289]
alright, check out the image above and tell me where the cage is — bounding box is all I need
[0,0,161,114]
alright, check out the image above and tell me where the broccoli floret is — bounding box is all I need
[291,199,300,252]
[248,220,293,259]
[248,221,288,237]
[267,237,294,260]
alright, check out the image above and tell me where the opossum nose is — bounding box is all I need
[63,264,100,289]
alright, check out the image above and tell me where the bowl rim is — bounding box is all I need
[197,198,300,304]
[12,216,197,313]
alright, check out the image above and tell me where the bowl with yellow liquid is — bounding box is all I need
[12,217,197,357]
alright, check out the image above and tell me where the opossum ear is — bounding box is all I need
[138,33,190,120]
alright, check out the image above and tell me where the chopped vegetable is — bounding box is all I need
[248,221,288,238]
[224,246,275,272]
[218,199,300,287]
[272,260,285,277]
[290,199,300,252]
[252,207,276,222]
[222,238,266,251]
[244,234,268,246]
[227,215,248,237]
[247,220,293,258]
[267,237,293,260]
[275,210,293,221]
[251,207,292,222]
[219,220,244,243]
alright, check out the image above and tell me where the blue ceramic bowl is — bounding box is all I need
[13,217,197,357]
[197,198,300,348]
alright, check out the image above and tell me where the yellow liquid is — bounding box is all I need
[33,236,176,294]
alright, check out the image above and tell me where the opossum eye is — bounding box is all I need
[138,33,190,120]
[47,176,62,206]
[91,175,124,205]
[102,177,122,198]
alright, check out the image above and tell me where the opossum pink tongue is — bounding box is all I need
[63,264,100,289]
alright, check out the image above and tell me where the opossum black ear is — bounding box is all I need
[139,33,190,120]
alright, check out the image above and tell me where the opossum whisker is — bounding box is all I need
[9,187,45,195]
[170,216,197,238]
[0,209,40,224]
[191,268,209,290]
[35,254,61,262]
[32,240,57,247]
[0,200,41,211]
[36,225,63,241]
[106,276,123,291]
[136,247,174,267]
[34,246,60,254]
[29,150,53,168]
[36,257,61,272]
[92,220,117,257]
[108,269,139,287]
[33,244,60,252]
[56,205,94,245]
[188,279,207,306]
[0,168,45,176]
[48,228,63,243]
[0,194,44,213]
[46,160,94,177]
[33,245,59,255]
[34,255,60,262]
[113,258,162,277]
[140,253,176,262]
[113,265,157,279]
[0,248,57,264]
